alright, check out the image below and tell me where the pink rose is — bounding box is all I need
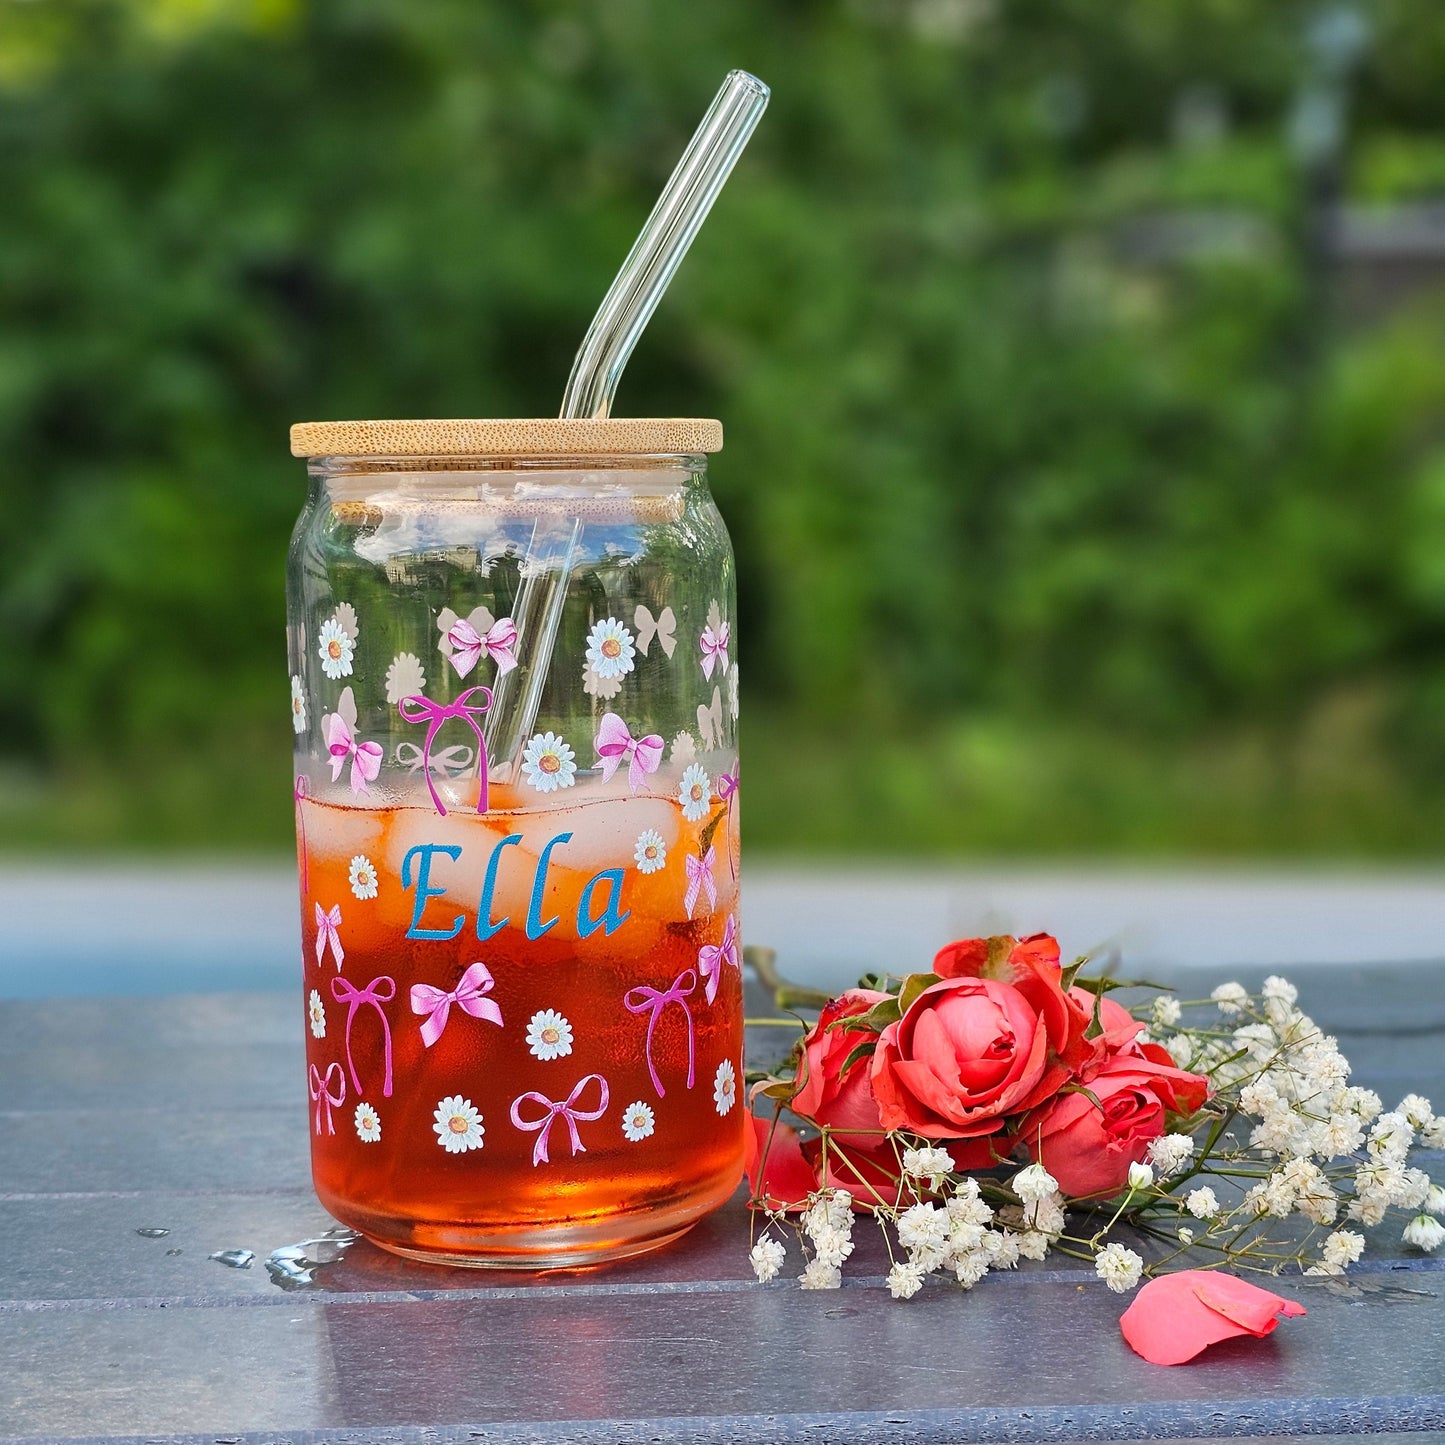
[868,934,1091,1141]
[790,988,888,1146]
[1025,1050,1210,1198]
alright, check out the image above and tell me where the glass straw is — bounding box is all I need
[494,70,769,779]
[560,69,771,422]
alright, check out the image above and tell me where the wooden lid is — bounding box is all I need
[290,417,723,459]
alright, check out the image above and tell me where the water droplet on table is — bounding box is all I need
[135,1227,170,1239]
[264,1226,360,1290]
[209,1248,256,1269]
[164,1248,182,1256]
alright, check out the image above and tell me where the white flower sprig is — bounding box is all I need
[746,975,1443,1297]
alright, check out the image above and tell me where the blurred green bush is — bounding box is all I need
[7,0,1445,855]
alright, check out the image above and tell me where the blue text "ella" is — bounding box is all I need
[401,832,630,942]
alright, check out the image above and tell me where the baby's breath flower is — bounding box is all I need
[750,1236,785,1283]
[1423,1117,1445,1150]
[1127,1161,1154,1191]
[1320,1112,1365,1159]
[1403,1215,1445,1252]
[1164,1033,1194,1069]
[982,1229,1020,1269]
[945,1182,993,1229]
[1015,1230,1052,1261]
[901,1146,955,1192]
[1186,1186,1220,1219]
[1282,1158,1337,1225]
[1246,1169,1297,1218]
[1151,996,1182,1029]
[887,1260,925,1299]
[1345,1087,1383,1122]
[1177,1226,1194,1245]
[1011,1163,1058,1202]
[799,1258,842,1289]
[1398,1094,1435,1131]
[897,1202,949,1269]
[1147,1133,1195,1177]
[1027,1193,1067,1237]
[1397,1168,1434,1213]
[1262,975,1298,1005]
[1239,1078,1280,1117]
[1094,1242,1144,1293]
[1426,1184,1445,1216]
[1369,1112,1414,1162]
[952,1250,991,1288]
[1212,981,1249,1015]
[1322,1229,1365,1270]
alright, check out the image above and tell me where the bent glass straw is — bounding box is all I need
[495,70,769,779]
[560,69,771,422]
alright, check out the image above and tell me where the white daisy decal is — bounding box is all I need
[307,989,326,1039]
[318,616,355,679]
[384,651,426,704]
[678,764,712,822]
[348,854,379,901]
[671,731,697,765]
[728,662,740,721]
[433,1095,485,1154]
[526,1009,574,1061]
[622,1100,655,1142]
[634,829,667,874]
[521,732,577,793]
[354,1102,381,1143]
[585,617,636,680]
[713,1059,737,1116]
[290,675,308,734]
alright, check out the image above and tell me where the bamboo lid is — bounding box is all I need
[290,417,723,459]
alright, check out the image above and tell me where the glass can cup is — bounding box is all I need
[285,418,742,1268]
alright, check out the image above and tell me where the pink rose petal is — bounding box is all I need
[1120,1270,1306,1366]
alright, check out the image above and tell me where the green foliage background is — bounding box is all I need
[7,0,1445,855]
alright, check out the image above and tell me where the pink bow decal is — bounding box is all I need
[410,961,504,1049]
[446,615,518,679]
[594,712,664,793]
[717,760,740,879]
[314,902,344,971]
[397,686,492,817]
[684,846,717,919]
[698,914,740,1005]
[294,774,310,894]
[325,712,383,796]
[331,974,396,1098]
[624,969,698,1098]
[308,1061,346,1135]
[510,1074,610,1167]
[700,620,730,680]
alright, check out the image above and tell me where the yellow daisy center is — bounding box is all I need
[327,639,343,660]
[449,1115,469,1135]
[601,637,621,659]
[690,783,704,802]
[541,1026,560,1045]
[539,753,560,774]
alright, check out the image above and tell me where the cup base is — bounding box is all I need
[371,1219,698,1271]
[317,1164,740,1271]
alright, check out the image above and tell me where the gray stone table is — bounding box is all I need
[2,963,1444,1443]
